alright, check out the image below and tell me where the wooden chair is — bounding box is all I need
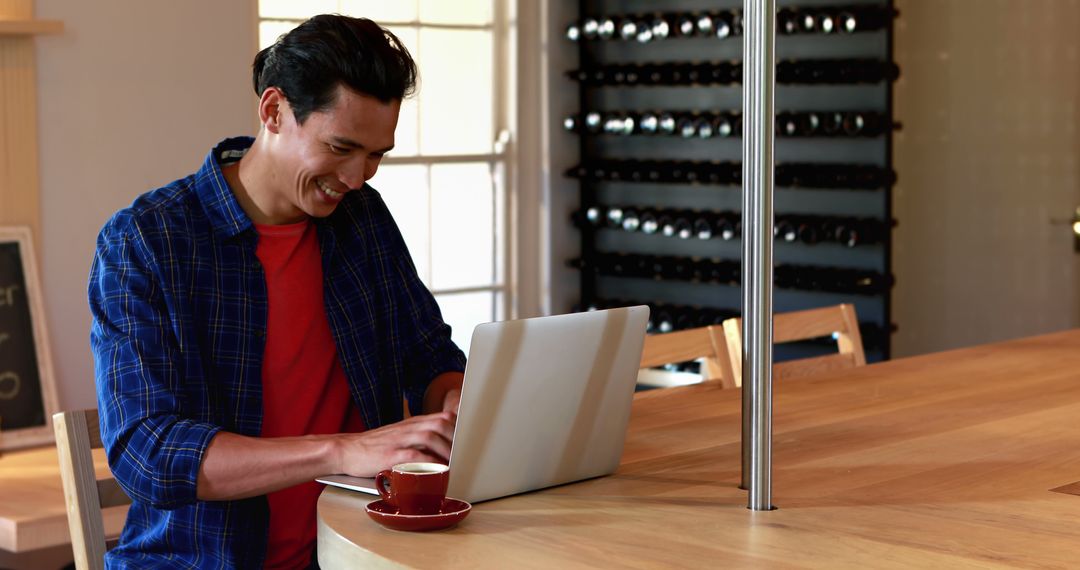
[721,303,866,386]
[639,325,738,388]
[53,409,131,570]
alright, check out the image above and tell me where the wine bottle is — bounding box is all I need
[658,211,677,237]
[676,14,696,37]
[639,209,660,235]
[650,15,671,41]
[796,217,821,245]
[833,220,861,248]
[666,163,692,185]
[713,12,734,39]
[777,8,800,35]
[621,207,641,232]
[694,116,714,139]
[777,112,799,137]
[602,115,623,135]
[582,18,600,40]
[819,11,837,34]
[715,214,739,241]
[801,112,822,136]
[565,23,581,41]
[654,307,676,333]
[605,205,625,229]
[636,111,657,135]
[584,111,602,133]
[713,113,736,137]
[602,17,620,40]
[657,112,677,135]
[774,218,798,242]
[584,205,604,227]
[563,114,577,132]
[692,212,714,240]
[670,256,695,281]
[673,309,696,331]
[672,211,694,240]
[842,112,890,137]
[695,13,715,36]
[838,10,859,33]
[676,114,698,138]
[635,18,655,43]
[821,111,844,136]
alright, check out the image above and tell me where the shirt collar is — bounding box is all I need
[194,137,257,240]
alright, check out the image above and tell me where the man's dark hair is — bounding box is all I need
[252,14,417,124]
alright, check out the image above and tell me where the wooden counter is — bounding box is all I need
[0,446,125,553]
[318,329,1080,568]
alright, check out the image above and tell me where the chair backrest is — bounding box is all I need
[721,303,867,386]
[640,325,737,388]
[53,409,131,570]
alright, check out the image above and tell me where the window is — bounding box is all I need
[258,1,511,354]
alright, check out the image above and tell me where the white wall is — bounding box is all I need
[34,0,256,411]
[892,0,1080,356]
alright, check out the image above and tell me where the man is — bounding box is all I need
[89,15,465,568]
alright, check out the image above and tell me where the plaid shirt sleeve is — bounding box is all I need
[365,190,467,415]
[89,211,221,510]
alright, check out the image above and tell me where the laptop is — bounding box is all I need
[317,306,650,503]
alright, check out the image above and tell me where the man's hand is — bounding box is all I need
[334,411,457,477]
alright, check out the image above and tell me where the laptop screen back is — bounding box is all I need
[446,306,649,503]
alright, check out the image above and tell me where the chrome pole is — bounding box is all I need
[741,0,776,511]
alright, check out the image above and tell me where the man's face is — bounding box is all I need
[268,84,400,221]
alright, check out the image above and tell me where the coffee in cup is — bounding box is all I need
[375,462,450,515]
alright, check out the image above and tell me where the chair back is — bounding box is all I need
[721,303,866,386]
[53,409,131,570]
[640,325,737,388]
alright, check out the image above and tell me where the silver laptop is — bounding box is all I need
[317,306,649,503]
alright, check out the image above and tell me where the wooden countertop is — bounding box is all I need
[0,446,125,553]
[318,329,1080,569]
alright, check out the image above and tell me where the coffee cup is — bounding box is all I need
[375,462,450,515]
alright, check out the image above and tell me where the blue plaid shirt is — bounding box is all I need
[89,137,466,568]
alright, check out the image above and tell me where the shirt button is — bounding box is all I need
[255,329,265,338]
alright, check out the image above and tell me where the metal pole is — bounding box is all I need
[741,0,776,511]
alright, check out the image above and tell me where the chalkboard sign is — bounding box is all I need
[0,227,57,450]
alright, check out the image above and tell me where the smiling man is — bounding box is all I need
[89,15,465,569]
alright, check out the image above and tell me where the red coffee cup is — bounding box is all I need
[375,462,450,515]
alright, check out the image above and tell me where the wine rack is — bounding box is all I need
[567,59,899,86]
[565,5,893,42]
[572,205,891,247]
[566,0,898,366]
[564,109,891,138]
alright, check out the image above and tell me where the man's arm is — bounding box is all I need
[92,218,222,510]
[197,371,461,501]
[196,410,457,501]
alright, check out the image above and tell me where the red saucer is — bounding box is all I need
[365,498,472,532]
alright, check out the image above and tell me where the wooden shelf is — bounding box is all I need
[0,19,63,36]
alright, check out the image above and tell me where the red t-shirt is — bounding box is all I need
[255,220,365,569]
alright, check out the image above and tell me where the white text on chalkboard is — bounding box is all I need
[0,284,20,306]
[0,371,18,400]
